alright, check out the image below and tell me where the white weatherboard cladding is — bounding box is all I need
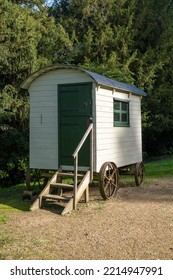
[29,67,143,172]
[29,69,94,169]
[95,88,142,172]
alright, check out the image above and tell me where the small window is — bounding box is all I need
[114,100,129,127]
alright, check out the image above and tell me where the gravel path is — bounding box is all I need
[1,178,173,260]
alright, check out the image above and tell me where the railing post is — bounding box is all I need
[90,125,93,181]
[73,155,78,210]
[72,123,94,210]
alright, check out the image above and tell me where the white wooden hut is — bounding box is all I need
[21,64,146,215]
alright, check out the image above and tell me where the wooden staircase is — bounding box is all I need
[30,123,94,215]
[30,170,91,215]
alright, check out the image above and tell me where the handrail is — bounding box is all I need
[72,123,93,210]
[72,123,93,158]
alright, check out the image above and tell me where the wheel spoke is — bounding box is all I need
[110,170,116,180]
[104,175,110,181]
[99,162,119,199]
[105,182,112,196]
[135,162,145,187]
[104,180,111,191]
[109,184,113,196]
[111,182,117,188]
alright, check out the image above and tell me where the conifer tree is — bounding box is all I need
[0,0,71,185]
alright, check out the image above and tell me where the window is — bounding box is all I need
[114,99,129,127]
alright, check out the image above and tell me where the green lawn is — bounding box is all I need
[0,184,31,214]
[118,156,173,186]
[0,156,173,218]
[0,183,32,225]
[145,156,173,178]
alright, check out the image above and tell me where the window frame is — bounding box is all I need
[113,99,130,127]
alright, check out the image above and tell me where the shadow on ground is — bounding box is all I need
[0,178,173,213]
[117,179,173,203]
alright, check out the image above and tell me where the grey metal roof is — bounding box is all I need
[21,64,147,96]
[83,69,146,96]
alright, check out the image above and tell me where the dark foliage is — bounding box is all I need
[1,0,173,186]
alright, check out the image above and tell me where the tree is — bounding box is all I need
[0,0,71,185]
[50,0,139,83]
[1,0,173,187]
[133,0,173,155]
[50,0,173,156]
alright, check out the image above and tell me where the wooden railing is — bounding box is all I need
[72,123,94,210]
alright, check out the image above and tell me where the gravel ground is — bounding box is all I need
[0,178,173,260]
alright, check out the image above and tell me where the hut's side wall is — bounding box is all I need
[95,87,142,172]
[29,69,94,170]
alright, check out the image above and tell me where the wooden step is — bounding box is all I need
[57,172,84,178]
[61,170,90,215]
[50,183,74,189]
[42,194,71,202]
[30,170,91,215]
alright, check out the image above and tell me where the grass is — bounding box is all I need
[118,156,173,186]
[93,200,106,211]
[0,215,8,224]
[0,156,173,214]
[0,157,172,260]
[145,156,173,179]
[0,183,32,213]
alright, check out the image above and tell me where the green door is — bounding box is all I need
[58,83,92,167]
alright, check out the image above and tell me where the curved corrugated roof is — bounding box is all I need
[21,64,147,96]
